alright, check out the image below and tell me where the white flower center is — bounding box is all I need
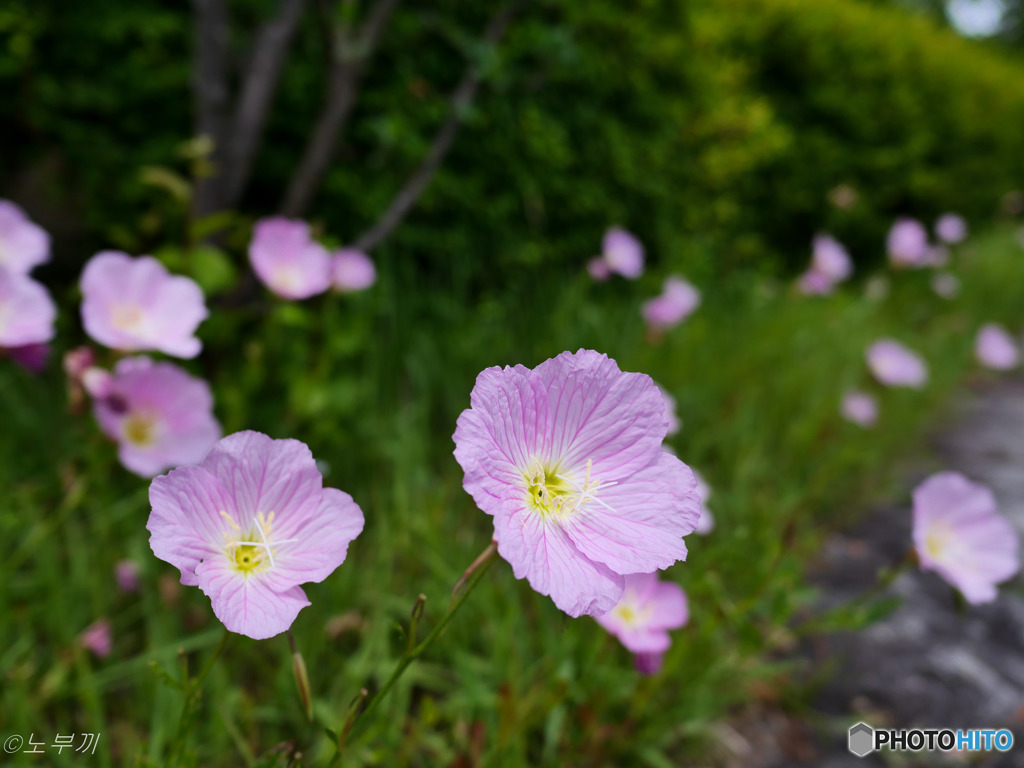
[523,457,617,522]
[220,510,298,574]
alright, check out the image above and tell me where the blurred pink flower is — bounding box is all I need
[692,468,714,535]
[0,267,56,347]
[94,357,222,477]
[811,234,852,282]
[331,248,376,292]
[81,252,208,358]
[453,350,702,617]
[866,339,927,388]
[602,228,644,279]
[642,276,701,331]
[0,200,49,275]
[656,384,681,436]
[931,272,960,299]
[595,572,688,675]
[975,323,1019,370]
[148,431,365,639]
[913,472,1019,604]
[920,245,950,268]
[116,560,141,593]
[841,390,878,428]
[79,619,112,658]
[587,256,611,282]
[6,342,50,373]
[797,269,834,296]
[887,218,929,268]
[249,218,332,300]
[935,213,967,244]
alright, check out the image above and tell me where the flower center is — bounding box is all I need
[220,510,299,575]
[112,304,144,331]
[924,524,952,561]
[123,413,157,446]
[523,457,615,521]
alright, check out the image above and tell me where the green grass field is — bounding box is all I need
[3,226,1024,767]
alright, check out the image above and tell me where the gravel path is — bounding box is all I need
[742,378,1024,767]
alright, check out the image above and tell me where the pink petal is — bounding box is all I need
[196,558,311,639]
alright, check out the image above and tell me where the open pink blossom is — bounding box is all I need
[454,349,702,617]
[595,572,688,675]
[841,390,878,428]
[0,267,56,347]
[602,228,645,279]
[94,357,222,477]
[975,323,1019,370]
[81,252,208,358]
[0,200,49,275]
[79,619,112,658]
[692,468,714,535]
[931,272,959,299]
[148,431,365,639]
[935,213,967,244]
[887,218,929,268]
[866,339,928,388]
[249,217,331,300]
[811,234,852,282]
[913,472,1019,604]
[330,248,376,292]
[642,276,701,331]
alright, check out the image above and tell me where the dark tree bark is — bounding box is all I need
[280,0,402,217]
[192,0,231,219]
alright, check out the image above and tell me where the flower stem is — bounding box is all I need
[331,542,499,759]
[167,628,230,765]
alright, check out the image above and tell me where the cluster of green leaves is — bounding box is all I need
[4,0,1024,285]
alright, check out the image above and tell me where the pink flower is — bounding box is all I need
[931,272,960,299]
[642,276,701,331]
[887,218,929,268]
[80,252,208,358]
[330,248,376,292]
[6,342,50,373]
[811,234,852,282]
[866,339,928,388]
[692,468,714,535]
[586,257,611,282]
[94,357,222,477]
[0,200,49,275]
[79,619,112,658]
[913,472,1019,604]
[116,560,141,593]
[453,350,702,617]
[595,572,688,675]
[797,269,835,296]
[0,267,56,347]
[935,213,967,244]
[975,323,1019,370]
[602,228,644,279]
[841,390,878,428]
[147,431,365,639]
[249,218,331,300]
[920,245,950,268]
[656,384,681,436]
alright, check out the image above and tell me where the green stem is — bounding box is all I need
[167,628,231,766]
[330,542,499,762]
[194,628,231,689]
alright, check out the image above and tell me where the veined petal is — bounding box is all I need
[196,558,310,640]
[272,488,365,586]
[563,452,699,573]
[494,500,624,617]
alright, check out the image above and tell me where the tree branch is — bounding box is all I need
[353,3,519,252]
[281,0,402,217]
[192,0,231,218]
[222,0,308,209]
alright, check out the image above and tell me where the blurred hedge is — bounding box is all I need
[3,0,1024,284]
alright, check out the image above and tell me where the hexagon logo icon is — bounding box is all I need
[848,722,874,757]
